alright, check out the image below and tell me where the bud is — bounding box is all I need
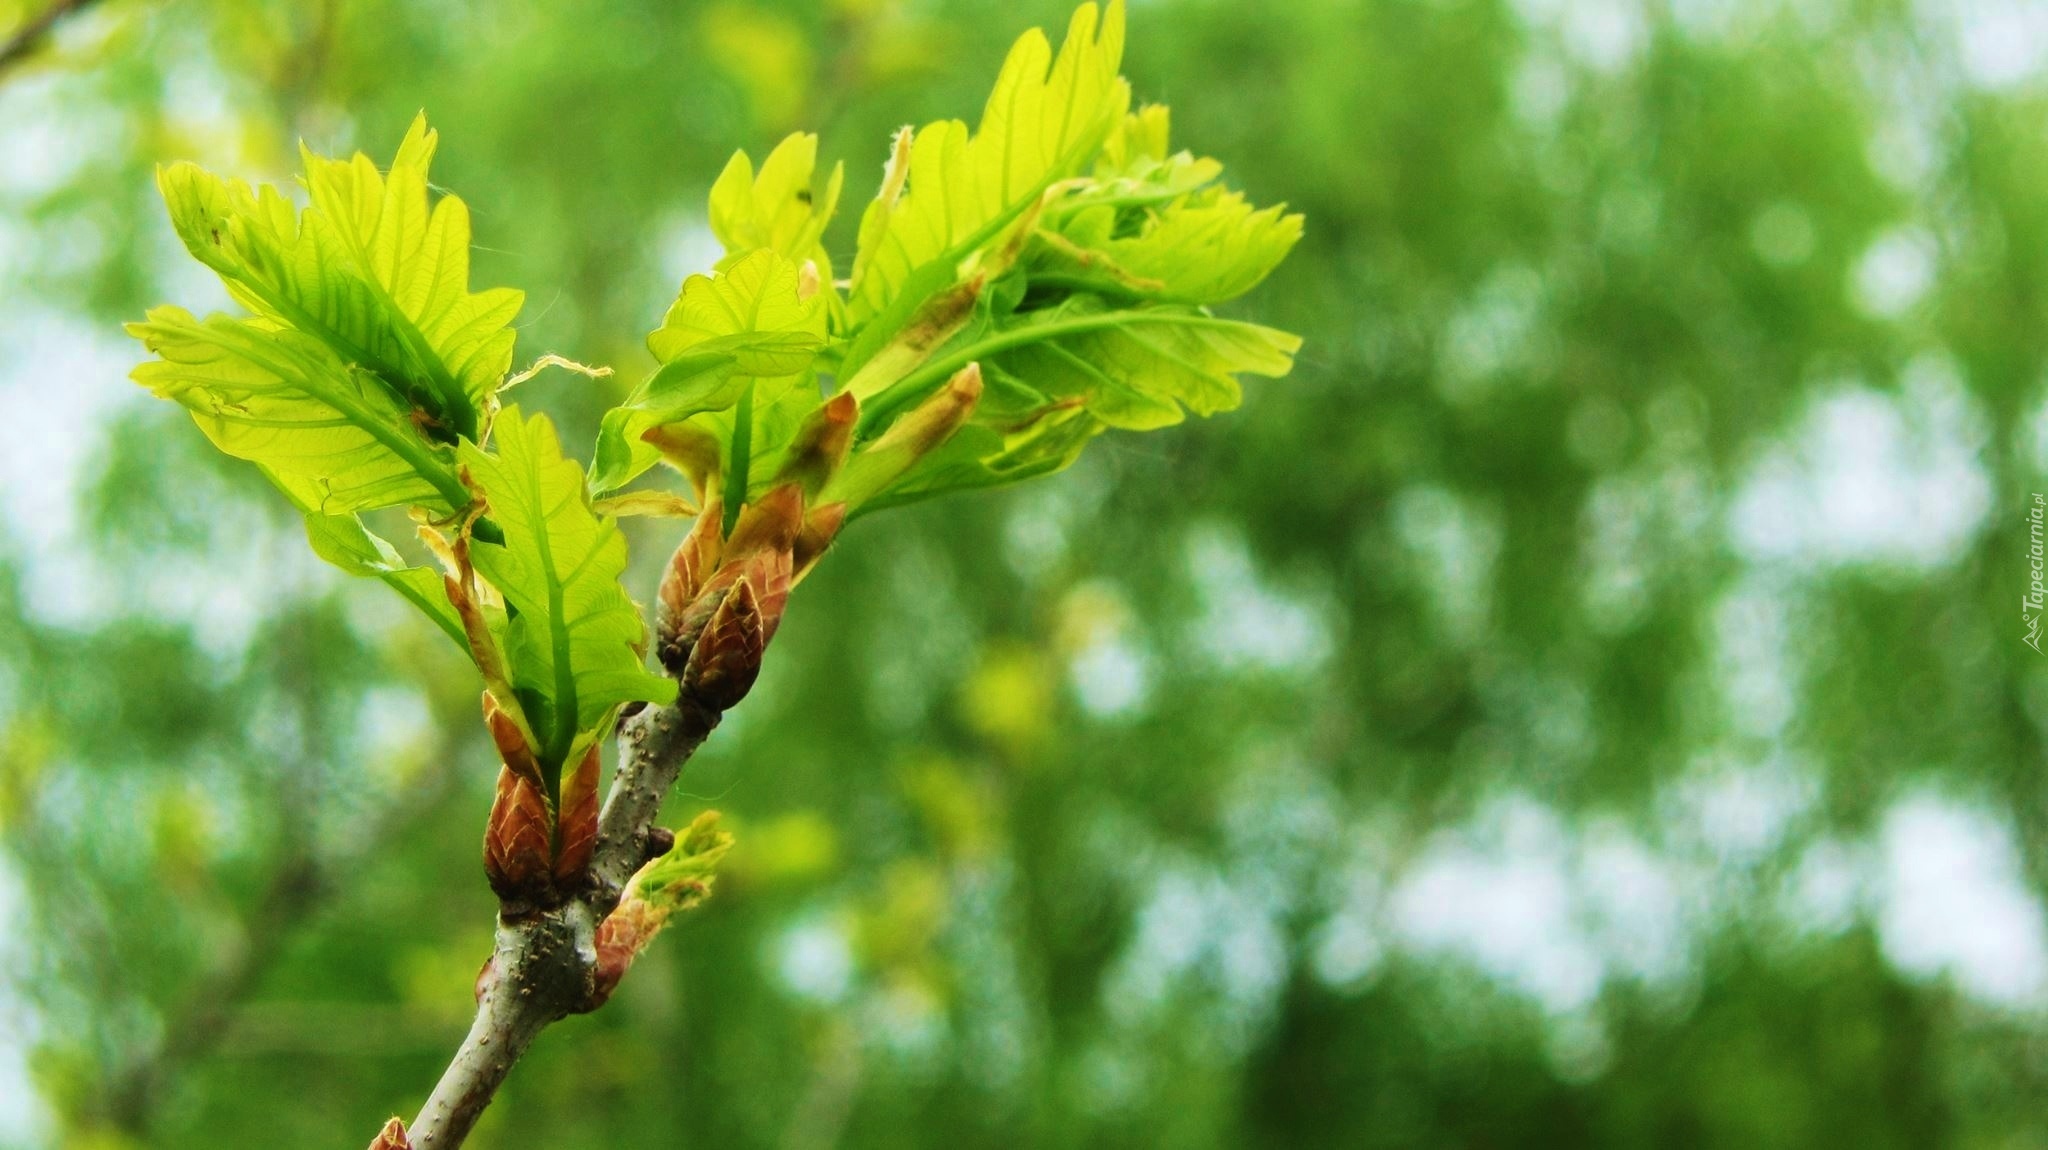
[724,482,805,559]
[367,1117,412,1150]
[552,741,600,886]
[482,692,542,788]
[642,421,724,497]
[642,824,677,864]
[587,811,735,1009]
[842,277,985,400]
[824,363,983,509]
[722,483,801,642]
[483,765,552,906]
[792,501,848,585]
[660,484,801,685]
[773,391,858,496]
[656,499,725,673]
[682,578,766,712]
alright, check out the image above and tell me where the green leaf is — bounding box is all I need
[857,403,1102,514]
[157,113,522,445]
[708,132,844,280]
[126,305,468,514]
[460,408,677,772]
[845,1,1131,326]
[984,301,1300,429]
[646,248,825,363]
[592,249,825,494]
[295,504,467,653]
[1040,106,1301,305]
[863,296,1299,442]
[1041,189,1302,305]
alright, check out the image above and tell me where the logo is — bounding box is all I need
[2028,494,2046,653]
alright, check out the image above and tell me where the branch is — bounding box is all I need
[588,696,720,906]
[402,486,792,1149]
[0,0,100,78]
[406,898,601,1147]
[403,695,721,1149]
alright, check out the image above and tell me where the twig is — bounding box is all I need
[0,0,101,78]
[404,695,721,1149]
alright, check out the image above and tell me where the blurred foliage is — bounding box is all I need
[0,0,2044,1147]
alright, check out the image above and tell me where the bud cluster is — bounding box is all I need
[652,364,986,715]
[479,692,602,911]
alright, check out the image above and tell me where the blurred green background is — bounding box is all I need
[0,0,2040,1145]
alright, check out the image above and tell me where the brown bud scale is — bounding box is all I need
[552,742,600,885]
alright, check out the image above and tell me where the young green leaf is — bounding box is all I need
[646,247,824,364]
[460,408,677,774]
[863,297,1299,431]
[295,505,468,652]
[127,305,469,514]
[845,1,1131,328]
[980,300,1300,428]
[591,249,825,494]
[157,114,522,446]
[707,132,844,280]
[1041,188,1302,305]
[1038,107,1302,304]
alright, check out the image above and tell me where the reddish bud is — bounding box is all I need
[481,692,542,789]
[588,897,664,1010]
[660,485,800,680]
[483,765,552,906]
[774,392,859,495]
[552,742,600,885]
[724,482,805,561]
[793,501,848,585]
[367,1117,412,1150]
[656,500,726,672]
[683,577,767,712]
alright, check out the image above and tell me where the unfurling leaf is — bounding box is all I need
[155,114,521,446]
[460,408,677,779]
[590,810,736,1007]
[367,1117,412,1150]
[126,307,468,514]
[635,809,736,910]
[846,1,1130,326]
[591,249,826,494]
[708,132,844,279]
[128,113,533,654]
